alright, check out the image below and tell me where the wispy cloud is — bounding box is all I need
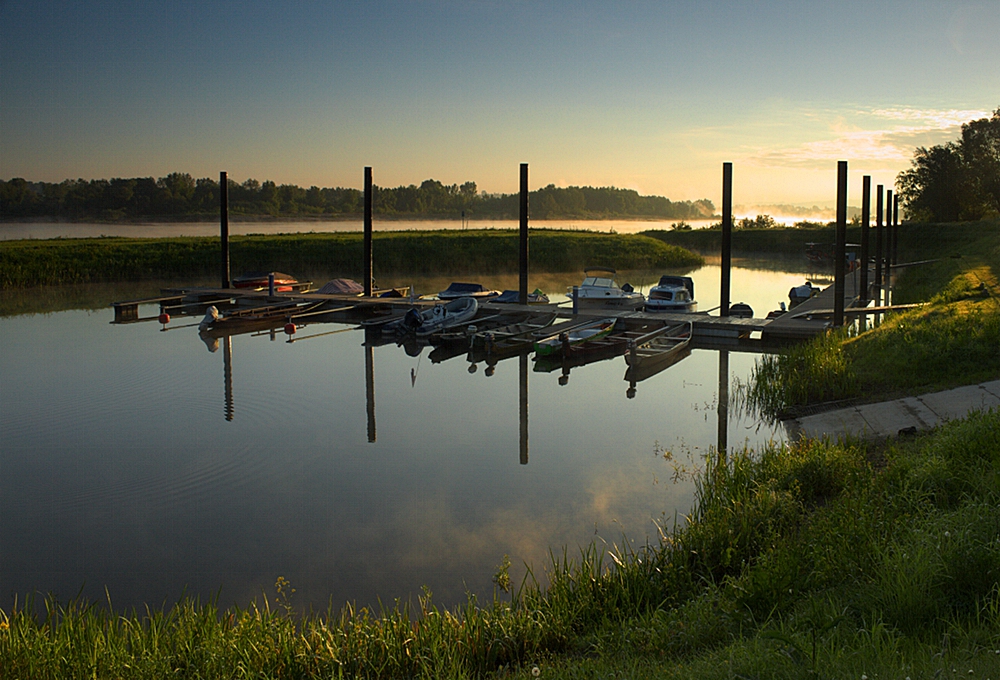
[745,106,991,169]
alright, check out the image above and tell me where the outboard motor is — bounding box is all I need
[401,307,423,331]
[198,305,220,330]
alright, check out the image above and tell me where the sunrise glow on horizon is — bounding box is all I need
[2,1,997,209]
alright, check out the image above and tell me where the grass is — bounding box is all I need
[0,229,703,290]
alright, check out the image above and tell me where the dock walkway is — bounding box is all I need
[786,380,1000,442]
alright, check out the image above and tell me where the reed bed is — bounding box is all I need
[0,230,703,290]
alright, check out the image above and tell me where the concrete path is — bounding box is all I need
[786,380,1000,442]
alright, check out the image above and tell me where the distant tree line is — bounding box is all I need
[0,174,715,222]
[896,107,1000,222]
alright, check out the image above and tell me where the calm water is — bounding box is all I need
[0,263,811,613]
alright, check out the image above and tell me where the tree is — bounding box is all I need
[960,108,1000,215]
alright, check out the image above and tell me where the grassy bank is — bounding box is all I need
[743,218,1000,418]
[0,229,702,290]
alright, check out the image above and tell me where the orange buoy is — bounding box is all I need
[284,322,296,335]
[158,313,170,325]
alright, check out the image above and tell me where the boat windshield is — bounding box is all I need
[582,276,615,288]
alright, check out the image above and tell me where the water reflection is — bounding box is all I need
[366,343,376,443]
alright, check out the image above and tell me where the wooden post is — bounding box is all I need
[364,167,373,296]
[834,161,848,327]
[519,163,529,305]
[720,162,733,317]
[896,194,901,284]
[220,171,230,288]
[885,189,893,304]
[875,185,884,308]
[860,175,871,304]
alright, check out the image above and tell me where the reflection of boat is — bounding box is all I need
[534,317,617,357]
[385,297,480,337]
[438,282,500,300]
[571,268,644,310]
[492,289,550,304]
[232,271,300,292]
[645,275,696,312]
[624,321,692,383]
[198,300,327,338]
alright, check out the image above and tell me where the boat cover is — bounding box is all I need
[317,278,365,295]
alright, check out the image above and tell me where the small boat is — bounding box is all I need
[624,321,693,384]
[788,282,820,308]
[570,268,644,310]
[438,282,500,300]
[197,299,327,337]
[469,313,559,357]
[492,289,550,304]
[316,279,410,298]
[386,296,479,337]
[232,271,300,292]
[645,275,697,313]
[534,317,617,357]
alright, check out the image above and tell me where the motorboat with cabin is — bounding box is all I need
[570,267,644,310]
[645,275,697,312]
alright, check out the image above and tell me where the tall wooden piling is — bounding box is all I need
[364,167,373,297]
[860,176,871,304]
[875,185,884,308]
[720,163,733,317]
[892,193,900,265]
[834,161,848,327]
[220,171,230,288]
[885,189,893,304]
[519,163,529,305]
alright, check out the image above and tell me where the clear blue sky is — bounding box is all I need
[2,0,997,206]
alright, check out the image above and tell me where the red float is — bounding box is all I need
[284,322,296,335]
[158,313,170,325]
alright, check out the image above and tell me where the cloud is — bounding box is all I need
[744,107,991,170]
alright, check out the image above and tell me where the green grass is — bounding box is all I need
[0,229,703,290]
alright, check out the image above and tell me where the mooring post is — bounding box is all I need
[220,171,230,288]
[875,184,884,325]
[885,189,893,305]
[892,193,900,266]
[720,162,733,317]
[834,161,848,327]
[519,163,529,305]
[572,286,578,315]
[364,167,373,297]
[860,176,871,305]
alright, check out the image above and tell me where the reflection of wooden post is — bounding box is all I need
[223,336,234,422]
[519,352,529,465]
[720,163,732,317]
[717,349,728,456]
[364,167,373,297]
[859,176,871,306]
[834,161,847,327]
[365,344,376,443]
[220,171,230,289]
[519,163,529,305]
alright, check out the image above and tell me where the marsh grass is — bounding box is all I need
[0,229,703,289]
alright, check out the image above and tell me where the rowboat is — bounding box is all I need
[534,317,617,357]
[470,312,559,355]
[624,321,693,384]
[232,271,300,292]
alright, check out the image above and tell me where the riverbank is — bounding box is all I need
[0,229,703,290]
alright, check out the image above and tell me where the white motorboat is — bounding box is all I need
[570,267,644,310]
[645,275,697,312]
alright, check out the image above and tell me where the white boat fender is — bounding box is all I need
[198,305,219,330]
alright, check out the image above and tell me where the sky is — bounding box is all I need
[2,0,998,208]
